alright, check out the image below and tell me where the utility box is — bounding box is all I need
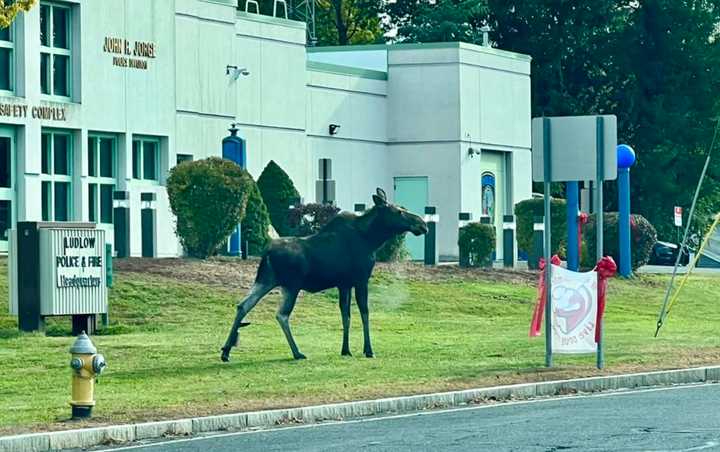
[9,222,108,333]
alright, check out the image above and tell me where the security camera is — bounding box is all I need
[226,65,250,80]
[329,124,341,135]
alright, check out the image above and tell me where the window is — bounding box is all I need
[87,134,116,224]
[0,22,12,92]
[40,2,71,97]
[132,137,160,181]
[0,137,10,188]
[176,154,193,165]
[40,130,73,221]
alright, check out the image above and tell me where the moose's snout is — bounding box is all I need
[410,219,429,236]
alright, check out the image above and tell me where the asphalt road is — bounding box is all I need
[110,384,720,452]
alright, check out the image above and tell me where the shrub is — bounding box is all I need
[241,180,272,256]
[580,212,657,271]
[514,197,567,258]
[458,222,495,267]
[288,203,340,236]
[257,160,300,237]
[167,157,252,258]
[376,234,409,262]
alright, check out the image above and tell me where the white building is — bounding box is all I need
[0,0,532,261]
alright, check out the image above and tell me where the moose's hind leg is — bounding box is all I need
[220,281,274,362]
[339,287,352,356]
[276,288,305,360]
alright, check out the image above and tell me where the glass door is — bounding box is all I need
[0,128,14,253]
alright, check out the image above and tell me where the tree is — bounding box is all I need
[384,0,488,43]
[0,0,35,29]
[241,179,272,256]
[315,0,384,45]
[386,1,720,240]
[257,160,300,237]
[167,157,253,259]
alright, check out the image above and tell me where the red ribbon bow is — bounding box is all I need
[594,256,617,343]
[577,212,589,260]
[529,255,562,337]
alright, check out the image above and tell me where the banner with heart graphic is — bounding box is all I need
[550,264,598,354]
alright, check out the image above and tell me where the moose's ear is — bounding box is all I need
[376,187,387,201]
[372,194,386,206]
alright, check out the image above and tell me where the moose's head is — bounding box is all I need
[371,188,428,236]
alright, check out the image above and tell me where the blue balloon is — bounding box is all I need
[617,144,636,169]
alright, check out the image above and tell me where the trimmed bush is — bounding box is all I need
[257,160,300,237]
[458,222,495,267]
[167,157,252,258]
[288,203,340,236]
[376,234,409,262]
[580,212,657,271]
[515,197,567,258]
[241,180,272,256]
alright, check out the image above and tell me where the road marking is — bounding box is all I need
[110,382,719,451]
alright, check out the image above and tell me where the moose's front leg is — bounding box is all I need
[339,287,352,356]
[355,282,374,358]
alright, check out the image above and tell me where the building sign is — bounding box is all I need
[551,264,598,354]
[103,36,157,70]
[0,103,67,121]
[56,235,103,288]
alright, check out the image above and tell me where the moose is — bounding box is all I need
[220,188,428,362]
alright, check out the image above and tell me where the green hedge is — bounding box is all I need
[580,212,657,271]
[458,222,495,267]
[257,160,300,237]
[514,197,567,258]
[241,180,272,256]
[167,157,252,258]
[376,234,409,262]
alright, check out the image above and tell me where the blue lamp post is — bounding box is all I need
[222,123,247,257]
[617,144,636,277]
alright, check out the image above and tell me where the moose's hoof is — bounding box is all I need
[341,350,352,357]
[294,353,307,360]
[220,348,231,362]
[364,352,374,358]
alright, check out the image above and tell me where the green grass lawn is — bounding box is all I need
[0,257,718,434]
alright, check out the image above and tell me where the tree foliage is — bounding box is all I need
[167,157,253,259]
[384,0,488,43]
[315,0,384,45]
[386,0,720,241]
[241,179,272,256]
[0,0,35,29]
[257,160,300,237]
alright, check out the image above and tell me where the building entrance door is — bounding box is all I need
[394,176,428,261]
[480,151,505,261]
[0,127,15,253]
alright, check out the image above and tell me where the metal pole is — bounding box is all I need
[543,118,553,368]
[656,116,720,336]
[618,167,631,277]
[596,116,605,369]
[566,181,579,271]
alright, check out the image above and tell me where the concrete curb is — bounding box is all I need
[2,365,719,451]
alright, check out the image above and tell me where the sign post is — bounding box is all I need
[532,115,617,369]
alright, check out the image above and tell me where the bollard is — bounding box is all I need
[503,215,515,268]
[529,216,544,270]
[423,206,438,266]
[566,182,580,271]
[458,212,472,267]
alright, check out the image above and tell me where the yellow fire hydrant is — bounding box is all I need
[69,331,106,419]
